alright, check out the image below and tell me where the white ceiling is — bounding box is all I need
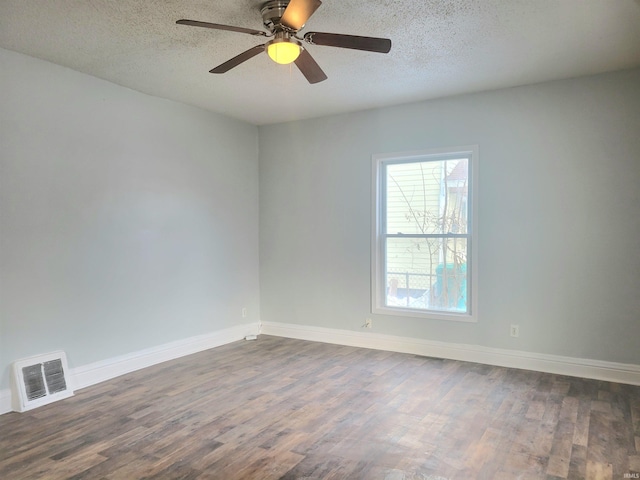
[1,0,639,125]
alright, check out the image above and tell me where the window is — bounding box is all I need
[371,146,478,321]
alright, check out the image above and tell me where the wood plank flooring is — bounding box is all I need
[1,335,639,479]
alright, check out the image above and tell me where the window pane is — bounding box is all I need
[385,237,468,313]
[385,158,468,235]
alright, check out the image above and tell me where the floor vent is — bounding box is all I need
[11,351,74,412]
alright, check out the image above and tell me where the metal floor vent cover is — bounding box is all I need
[11,351,74,412]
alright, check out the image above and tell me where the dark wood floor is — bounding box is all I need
[1,335,639,479]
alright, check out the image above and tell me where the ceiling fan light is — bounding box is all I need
[267,39,301,65]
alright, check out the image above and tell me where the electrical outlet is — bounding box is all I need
[242,307,247,318]
[510,324,519,338]
[364,318,372,328]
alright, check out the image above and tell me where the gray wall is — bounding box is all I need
[259,68,640,365]
[1,46,638,396]
[0,48,260,390]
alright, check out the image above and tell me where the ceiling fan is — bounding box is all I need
[176,0,391,84]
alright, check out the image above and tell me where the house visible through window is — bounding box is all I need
[372,147,478,321]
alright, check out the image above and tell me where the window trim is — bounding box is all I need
[371,146,479,322]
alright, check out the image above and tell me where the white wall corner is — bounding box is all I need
[260,321,640,386]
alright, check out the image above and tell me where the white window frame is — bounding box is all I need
[371,146,479,322]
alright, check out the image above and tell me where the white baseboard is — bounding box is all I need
[0,389,11,416]
[73,322,260,390]
[260,321,640,386]
[4,320,636,416]
[0,322,260,415]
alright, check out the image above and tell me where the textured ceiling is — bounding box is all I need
[1,0,640,125]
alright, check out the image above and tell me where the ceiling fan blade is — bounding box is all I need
[304,32,391,53]
[177,19,267,37]
[280,0,322,31]
[294,48,327,84]
[210,45,266,74]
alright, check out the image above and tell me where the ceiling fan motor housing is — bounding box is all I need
[261,0,292,31]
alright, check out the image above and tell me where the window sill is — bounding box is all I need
[372,305,478,323]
